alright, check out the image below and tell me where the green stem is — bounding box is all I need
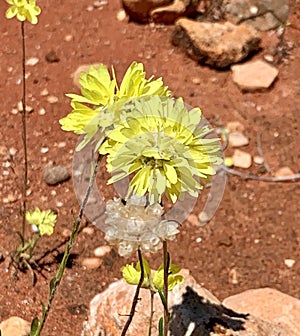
[21,20,28,247]
[121,248,144,336]
[32,153,102,336]
[163,241,170,336]
[28,233,40,260]
[148,290,155,336]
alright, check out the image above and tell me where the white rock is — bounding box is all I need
[94,246,111,257]
[40,88,49,96]
[264,54,274,63]
[81,257,102,269]
[232,149,252,168]
[284,259,295,268]
[116,9,127,21]
[231,60,279,91]
[0,316,31,336]
[64,34,73,42]
[26,57,39,66]
[226,121,245,132]
[254,155,264,165]
[275,166,295,177]
[82,227,95,235]
[47,95,58,104]
[38,108,46,115]
[228,131,249,147]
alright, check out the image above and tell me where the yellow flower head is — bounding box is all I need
[59,62,170,150]
[26,208,57,236]
[5,0,41,24]
[100,96,223,204]
[122,257,184,292]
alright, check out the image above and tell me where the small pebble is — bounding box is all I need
[232,149,252,169]
[62,229,72,237]
[264,54,274,63]
[64,34,73,42]
[41,147,49,154]
[94,246,111,257]
[198,211,210,224]
[9,147,17,156]
[26,57,39,66]
[284,259,295,268]
[86,5,94,11]
[45,51,60,63]
[40,88,49,96]
[58,142,66,148]
[11,108,18,115]
[226,121,245,133]
[81,257,102,269]
[195,237,202,243]
[275,166,295,177]
[38,108,46,115]
[187,214,199,226]
[192,77,201,85]
[228,268,238,285]
[253,155,264,165]
[56,201,63,207]
[43,164,70,185]
[116,9,127,21]
[249,6,258,14]
[82,227,94,235]
[47,95,58,104]
[228,132,249,147]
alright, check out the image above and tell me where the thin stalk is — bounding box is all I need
[32,153,102,336]
[148,290,155,336]
[21,21,28,247]
[163,241,170,336]
[121,248,144,336]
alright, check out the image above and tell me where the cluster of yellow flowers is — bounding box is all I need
[61,62,223,205]
[5,0,41,24]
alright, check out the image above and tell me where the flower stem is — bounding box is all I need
[21,21,28,247]
[163,241,170,336]
[121,248,144,336]
[32,153,102,336]
[148,290,155,336]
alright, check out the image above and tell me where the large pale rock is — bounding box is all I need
[122,0,172,23]
[223,0,289,31]
[223,288,300,336]
[0,316,31,336]
[150,0,199,24]
[231,60,278,91]
[82,270,290,336]
[172,19,261,68]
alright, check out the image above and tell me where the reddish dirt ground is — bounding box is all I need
[0,1,300,335]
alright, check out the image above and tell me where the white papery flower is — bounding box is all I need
[103,197,179,257]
